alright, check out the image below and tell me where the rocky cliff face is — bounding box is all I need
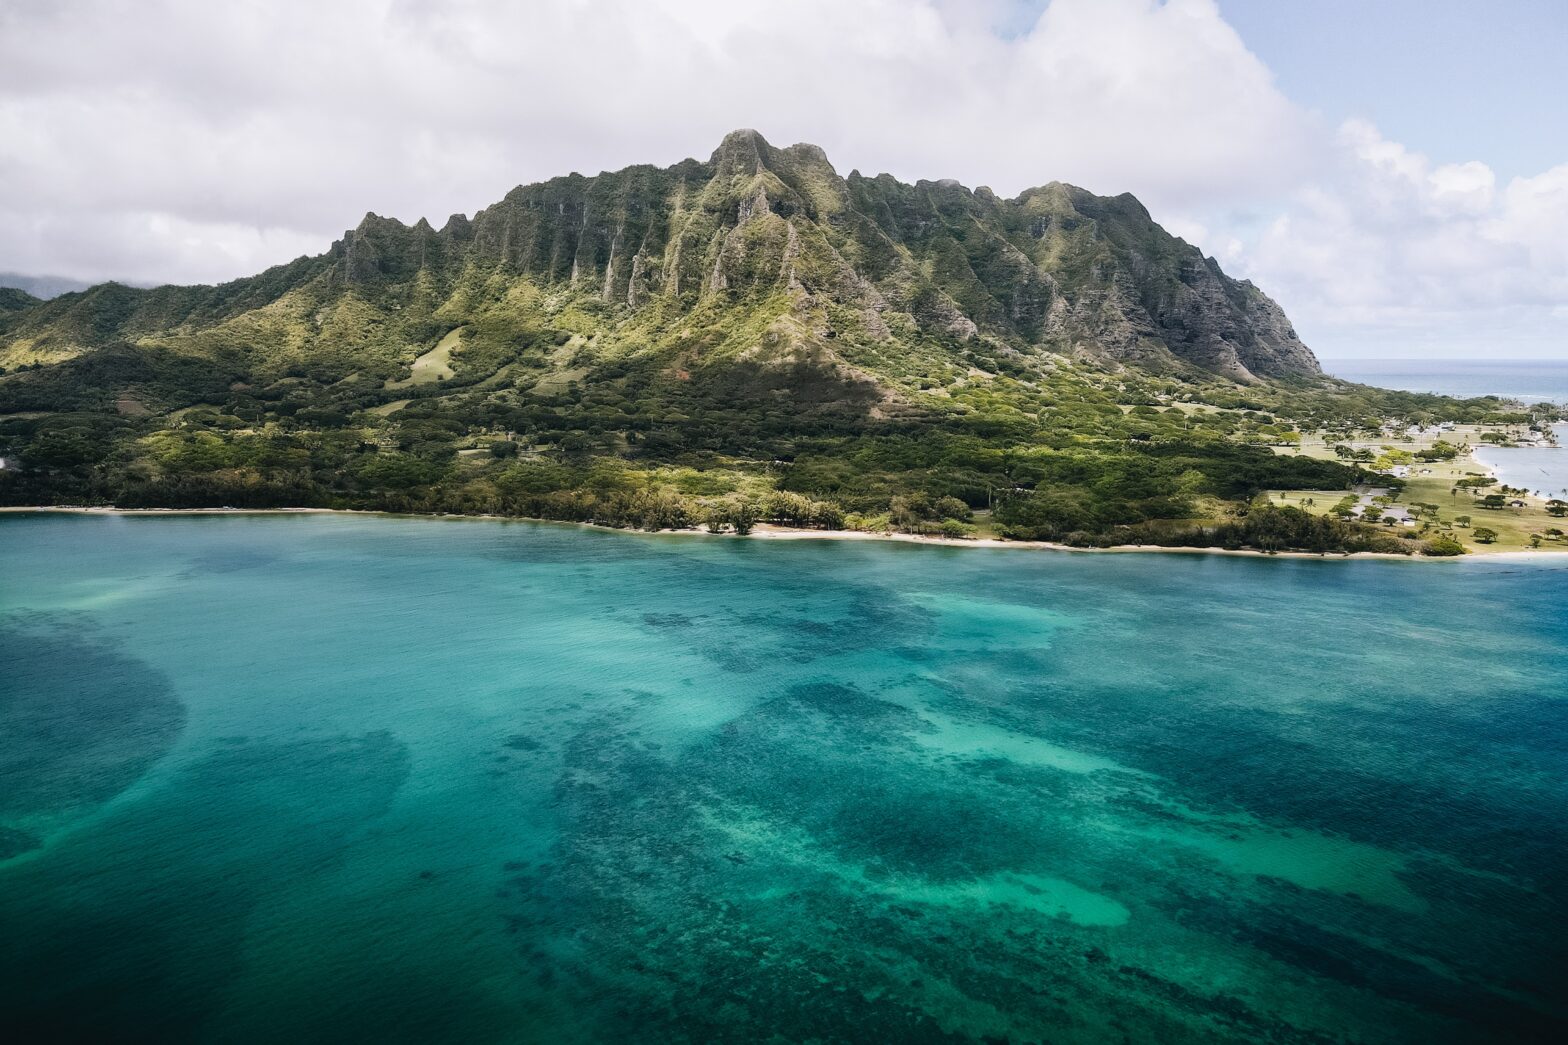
[1,129,1319,383]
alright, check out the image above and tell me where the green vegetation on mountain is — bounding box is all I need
[0,131,1546,553]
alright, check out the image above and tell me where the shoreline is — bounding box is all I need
[1468,422,1567,502]
[6,504,1565,561]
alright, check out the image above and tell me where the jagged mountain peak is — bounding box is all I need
[1,132,1320,383]
[710,127,769,162]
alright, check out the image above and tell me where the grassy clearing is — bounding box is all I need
[385,329,460,389]
[530,366,590,394]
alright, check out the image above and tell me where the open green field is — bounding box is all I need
[367,398,411,416]
[1269,424,1565,553]
[384,328,460,389]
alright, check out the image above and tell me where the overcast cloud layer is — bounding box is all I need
[1,0,1562,358]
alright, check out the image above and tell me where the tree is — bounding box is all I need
[725,499,759,535]
[1472,526,1499,544]
[1548,500,1567,517]
[934,495,973,522]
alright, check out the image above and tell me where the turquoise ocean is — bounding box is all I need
[1,512,1565,1042]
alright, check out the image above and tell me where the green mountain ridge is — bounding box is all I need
[2,128,1315,384]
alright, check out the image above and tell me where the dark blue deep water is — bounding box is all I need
[1325,357,1568,403]
[2,513,1565,1042]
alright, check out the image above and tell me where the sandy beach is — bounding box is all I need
[9,504,1562,560]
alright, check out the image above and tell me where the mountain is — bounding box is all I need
[0,273,99,301]
[0,129,1316,384]
[0,287,43,314]
[1,131,1520,553]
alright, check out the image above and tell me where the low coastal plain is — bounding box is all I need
[7,418,1565,560]
[1268,421,1566,555]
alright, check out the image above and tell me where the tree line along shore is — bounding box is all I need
[2,328,1560,558]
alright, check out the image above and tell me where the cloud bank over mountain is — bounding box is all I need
[1,0,1561,356]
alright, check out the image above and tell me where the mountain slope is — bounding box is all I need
[0,129,1316,387]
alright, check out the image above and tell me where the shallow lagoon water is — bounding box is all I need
[1,513,1565,1042]
[1473,422,1568,500]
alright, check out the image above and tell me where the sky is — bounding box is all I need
[0,0,1563,360]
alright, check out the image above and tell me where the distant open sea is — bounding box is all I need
[1324,358,1568,403]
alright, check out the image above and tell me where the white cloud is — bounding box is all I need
[1227,119,1568,356]
[0,0,1562,357]
[0,0,1311,285]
